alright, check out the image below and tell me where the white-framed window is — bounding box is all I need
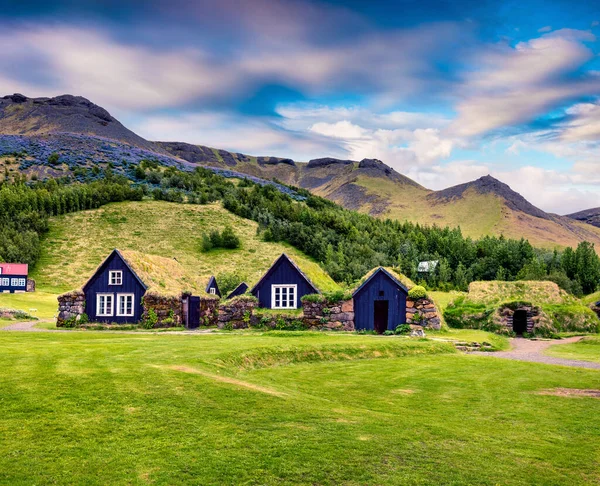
[209,287,216,295]
[272,284,297,309]
[109,270,123,285]
[96,293,114,317]
[116,293,135,317]
[10,278,18,287]
[1,278,9,287]
[17,278,26,287]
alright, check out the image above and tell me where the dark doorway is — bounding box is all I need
[188,296,201,329]
[513,309,528,335]
[374,300,389,334]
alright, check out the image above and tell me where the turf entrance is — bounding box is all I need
[513,309,528,335]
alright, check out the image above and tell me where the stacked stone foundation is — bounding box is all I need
[406,298,441,330]
[57,290,86,327]
[142,293,183,327]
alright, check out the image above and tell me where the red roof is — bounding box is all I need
[0,263,28,276]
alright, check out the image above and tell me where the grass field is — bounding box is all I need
[31,200,339,294]
[0,291,58,319]
[1,331,600,485]
[545,336,600,363]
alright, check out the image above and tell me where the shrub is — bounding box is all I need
[47,152,60,166]
[141,308,158,329]
[221,226,241,249]
[394,324,411,335]
[383,330,395,336]
[408,285,427,300]
[301,294,325,304]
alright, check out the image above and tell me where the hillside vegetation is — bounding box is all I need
[32,200,339,294]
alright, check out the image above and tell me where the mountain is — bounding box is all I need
[566,207,600,228]
[3,92,600,251]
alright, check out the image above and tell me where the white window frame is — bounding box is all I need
[17,278,26,287]
[10,278,18,287]
[108,270,123,286]
[1,278,9,287]
[209,287,216,295]
[96,293,114,317]
[271,284,297,309]
[116,293,135,317]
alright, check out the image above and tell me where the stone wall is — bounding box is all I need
[406,298,442,330]
[57,290,85,327]
[142,293,183,327]
[26,279,35,293]
[218,297,255,329]
[302,298,355,331]
[200,297,220,327]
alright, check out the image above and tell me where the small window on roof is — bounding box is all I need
[209,288,216,295]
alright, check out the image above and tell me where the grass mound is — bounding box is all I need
[214,339,455,371]
[445,281,599,336]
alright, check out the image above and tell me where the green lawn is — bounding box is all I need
[1,332,599,484]
[427,328,511,351]
[0,291,57,319]
[545,336,600,363]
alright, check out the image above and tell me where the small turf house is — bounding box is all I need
[0,263,29,293]
[353,267,409,333]
[226,282,248,300]
[82,249,148,324]
[205,276,221,297]
[251,254,320,309]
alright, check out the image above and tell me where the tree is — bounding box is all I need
[220,226,241,249]
[574,241,600,294]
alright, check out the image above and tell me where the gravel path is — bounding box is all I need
[0,320,55,332]
[471,337,600,370]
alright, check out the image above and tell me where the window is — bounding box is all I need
[109,271,123,285]
[272,284,297,309]
[17,279,26,287]
[1,278,8,287]
[209,288,216,295]
[10,278,18,287]
[96,294,114,317]
[116,294,135,317]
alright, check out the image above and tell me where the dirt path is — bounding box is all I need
[471,337,600,370]
[0,320,45,331]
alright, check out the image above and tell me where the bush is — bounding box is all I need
[201,227,241,252]
[221,226,241,249]
[408,285,427,299]
[47,152,60,166]
[395,324,411,335]
[301,294,326,304]
[141,308,158,329]
[383,330,395,336]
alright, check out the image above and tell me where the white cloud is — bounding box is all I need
[450,29,600,137]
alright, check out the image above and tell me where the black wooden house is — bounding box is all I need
[353,267,408,333]
[83,249,147,324]
[0,263,29,293]
[251,254,319,309]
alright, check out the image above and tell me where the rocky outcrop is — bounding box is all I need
[57,290,85,327]
[406,298,441,330]
[307,157,354,169]
[257,157,296,166]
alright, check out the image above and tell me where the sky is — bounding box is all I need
[2,0,600,214]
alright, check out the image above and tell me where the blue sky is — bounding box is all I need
[2,0,600,213]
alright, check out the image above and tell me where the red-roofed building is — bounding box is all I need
[0,263,29,293]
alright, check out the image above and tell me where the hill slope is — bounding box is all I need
[3,92,600,251]
[32,200,339,294]
[566,207,600,228]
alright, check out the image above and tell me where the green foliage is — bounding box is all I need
[408,285,427,299]
[383,330,395,336]
[201,226,241,252]
[141,308,158,329]
[301,293,326,304]
[216,270,247,296]
[395,324,412,335]
[47,153,60,166]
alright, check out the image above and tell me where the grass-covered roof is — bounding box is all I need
[352,267,415,293]
[466,281,575,306]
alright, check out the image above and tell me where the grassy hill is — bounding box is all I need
[31,199,339,294]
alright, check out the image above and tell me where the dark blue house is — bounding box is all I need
[226,282,248,300]
[205,276,221,297]
[353,267,408,333]
[82,249,148,324]
[0,263,29,293]
[251,254,319,309]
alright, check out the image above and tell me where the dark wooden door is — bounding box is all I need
[188,296,201,329]
[373,300,389,334]
[513,309,527,335]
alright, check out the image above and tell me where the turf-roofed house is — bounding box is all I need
[352,267,410,333]
[57,249,219,328]
[250,253,333,309]
[0,263,30,293]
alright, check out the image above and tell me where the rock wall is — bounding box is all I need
[200,297,220,327]
[302,298,355,331]
[142,293,183,327]
[57,290,85,327]
[218,297,255,329]
[406,298,442,330]
[26,279,35,292]
[495,304,538,334]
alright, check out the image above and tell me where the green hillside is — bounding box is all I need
[31,200,340,294]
